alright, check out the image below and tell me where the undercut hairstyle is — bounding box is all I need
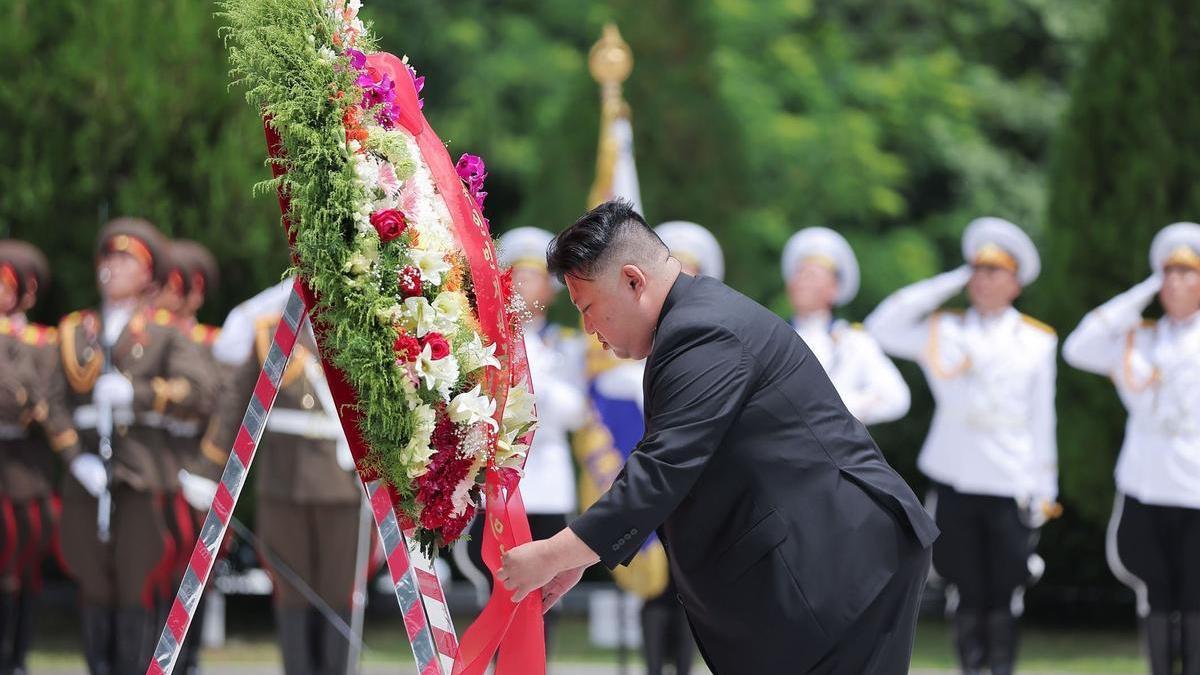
[546,200,668,283]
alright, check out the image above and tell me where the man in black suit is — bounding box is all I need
[497,201,938,674]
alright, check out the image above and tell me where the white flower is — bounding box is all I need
[414,345,459,401]
[450,450,486,517]
[412,249,452,286]
[402,296,454,337]
[459,334,501,374]
[404,404,437,477]
[354,154,381,190]
[318,46,338,61]
[431,291,465,326]
[448,385,498,431]
[501,385,537,446]
[495,437,529,471]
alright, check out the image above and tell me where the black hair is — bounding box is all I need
[546,199,664,282]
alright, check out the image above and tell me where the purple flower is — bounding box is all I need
[455,154,488,210]
[347,48,366,70]
[356,66,400,128]
[408,65,425,110]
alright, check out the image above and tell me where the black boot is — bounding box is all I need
[0,591,17,673]
[317,609,353,675]
[985,611,1018,675]
[1182,612,1200,675]
[953,610,987,674]
[6,590,34,675]
[114,608,153,675]
[80,605,114,675]
[1144,612,1174,675]
[275,608,315,675]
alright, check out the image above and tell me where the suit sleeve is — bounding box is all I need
[569,324,754,569]
[865,267,970,362]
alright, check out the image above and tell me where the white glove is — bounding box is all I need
[70,454,108,498]
[179,470,219,511]
[335,440,356,472]
[93,372,135,408]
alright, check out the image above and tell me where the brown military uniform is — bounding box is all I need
[42,304,218,673]
[0,240,60,673]
[0,319,43,585]
[203,313,360,675]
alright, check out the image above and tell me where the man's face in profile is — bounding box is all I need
[565,266,655,360]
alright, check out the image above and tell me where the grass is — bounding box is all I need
[27,612,1147,672]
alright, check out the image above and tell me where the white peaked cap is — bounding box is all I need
[1150,222,1200,273]
[497,227,555,271]
[781,226,860,306]
[655,221,725,281]
[961,217,1041,287]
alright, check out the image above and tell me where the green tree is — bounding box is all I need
[0,0,285,324]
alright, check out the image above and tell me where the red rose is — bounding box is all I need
[393,331,421,362]
[370,209,407,242]
[398,265,423,298]
[421,332,450,360]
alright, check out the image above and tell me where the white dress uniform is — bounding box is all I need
[493,227,588,520]
[1062,222,1200,675]
[782,227,910,425]
[865,217,1056,675]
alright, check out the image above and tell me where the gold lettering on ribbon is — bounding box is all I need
[491,517,505,536]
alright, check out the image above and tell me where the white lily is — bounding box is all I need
[459,334,501,374]
[413,345,459,401]
[412,249,452,286]
[448,385,498,431]
[501,385,536,444]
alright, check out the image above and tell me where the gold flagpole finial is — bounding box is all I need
[589,23,633,91]
[587,23,634,208]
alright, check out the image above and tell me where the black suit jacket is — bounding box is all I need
[570,274,938,673]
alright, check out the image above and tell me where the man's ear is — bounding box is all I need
[621,264,647,298]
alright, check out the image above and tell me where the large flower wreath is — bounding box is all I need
[221,0,537,554]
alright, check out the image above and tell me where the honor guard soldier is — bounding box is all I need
[205,280,362,675]
[866,217,1058,675]
[0,241,55,675]
[1063,222,1200,675]
[40,219,218,675]
[155,239,222,675]
[782,227,910,426]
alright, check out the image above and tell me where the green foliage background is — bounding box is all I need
[5,0,1193,620]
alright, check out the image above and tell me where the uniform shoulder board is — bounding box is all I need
[557,326,579,337]
[21,324,56,346]
[0,316,10,336]
[849,322,865,331]
[192,323,221,346]
[152,308,176,326]
[1020,314,1056,335]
